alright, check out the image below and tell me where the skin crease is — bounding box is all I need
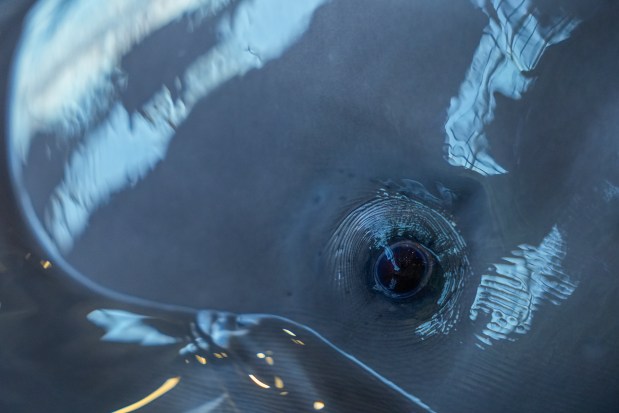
[1,0,619,412]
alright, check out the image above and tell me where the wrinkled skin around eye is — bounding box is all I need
[319,189,469,342]
[1,0,619,413]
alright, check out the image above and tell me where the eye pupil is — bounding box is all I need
[373,240,433,299]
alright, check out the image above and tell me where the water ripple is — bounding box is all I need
[444,0,580,175]
[470,225,578,347]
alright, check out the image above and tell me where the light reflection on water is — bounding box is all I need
[11,0,328,254]
[444,0,580,176]
[84,304,438,412]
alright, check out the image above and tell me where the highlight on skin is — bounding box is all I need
[444,0,580,176]
[469,225,577,347]
[10,0,328,253]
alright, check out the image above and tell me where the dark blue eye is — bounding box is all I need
[373,240,435,300]
[324,183,470,339]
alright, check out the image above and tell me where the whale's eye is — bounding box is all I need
[373,240,435,299]
[323,184,470,340]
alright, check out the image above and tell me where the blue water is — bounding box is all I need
[2,0,619,412]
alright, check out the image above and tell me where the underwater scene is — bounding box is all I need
[1,0,618,412]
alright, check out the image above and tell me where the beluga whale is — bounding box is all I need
[0,0,618,412]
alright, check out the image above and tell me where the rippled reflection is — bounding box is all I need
[470,225,577,347]
[444,0,580,175]
[10,0,328,254]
